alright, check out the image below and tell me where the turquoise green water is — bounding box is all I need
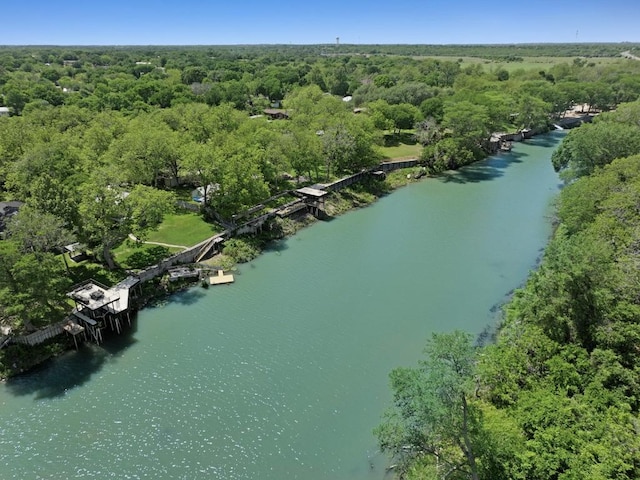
[0,133,563,479]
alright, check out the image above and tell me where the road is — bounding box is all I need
[621,51,640,61]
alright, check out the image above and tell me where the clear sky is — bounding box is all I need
[3,0,639,45]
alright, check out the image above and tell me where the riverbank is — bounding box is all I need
[0,169,421,380]
[0,130,566,480]
[0,127,556,381]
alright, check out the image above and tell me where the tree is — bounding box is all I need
[0,240,71,331]
[551,121,640,179]
[78,180,175,269]
[209,142,270,219]
[374,74,395,88]
[6,205,74,257]
[281,126,323,182]
[415,118,443,146]
[181,66,208,85]
[422,137,475,172]
[390,103,421,132]
[107,116,183,186]
[322,124,357,181]
[442,101,490,155]
[376,331,481,480]
[515,93,550,131]
[181,141,221,206]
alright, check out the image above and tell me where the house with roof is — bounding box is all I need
[0,201,23,234]
[0,106,10,117]
[263,108,290,120]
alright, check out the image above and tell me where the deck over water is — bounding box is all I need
[210,270,235,285]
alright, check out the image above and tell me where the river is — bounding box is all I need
[0,132,563,479]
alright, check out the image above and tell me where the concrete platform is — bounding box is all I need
[210,270,235,285]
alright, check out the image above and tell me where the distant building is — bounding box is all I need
[191,184,220,203]
[263,109,290,120]
[0,106,9,117]
[0,201,23,234]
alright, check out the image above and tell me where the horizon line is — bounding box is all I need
[1,41,639,48]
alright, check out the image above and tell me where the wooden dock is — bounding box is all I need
[210,270,235,285]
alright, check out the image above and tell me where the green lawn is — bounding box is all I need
[379,133,422,160]
[112,241,183,269]
[62,253,128,286]
[110,212,219,269]
[380,143,422,159]
[145,212,220,247]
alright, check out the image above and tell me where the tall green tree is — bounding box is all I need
[551,121,640,179]
[6,205,74,257]
[78,180,175,269]
[0,241,71,331]
[376,331,481,480]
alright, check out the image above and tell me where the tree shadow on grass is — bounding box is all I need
[125,246,170,269]
[4,319,139,401]
[383,132,416,147]
[68,261,127,286]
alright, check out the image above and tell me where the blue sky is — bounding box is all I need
[3,0,639,45]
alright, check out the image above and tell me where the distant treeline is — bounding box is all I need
[1,43,639,63]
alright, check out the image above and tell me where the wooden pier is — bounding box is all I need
[210,270,235,285]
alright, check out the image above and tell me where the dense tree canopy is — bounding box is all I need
[0,44,639,345]
[378,103,640,479]
[552,102,640,179]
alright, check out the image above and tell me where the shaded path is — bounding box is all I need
[127,233,188,250]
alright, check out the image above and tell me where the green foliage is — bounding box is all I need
[221,238,260,263]
[473,151,640,479]
[1,44,640,390]
[0,240,71,331]
[116,244,171,270]
[552,114,640,179]
[376,331,482,479]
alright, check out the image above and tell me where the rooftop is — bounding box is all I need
[296,187,328,198]
[0,201,23,215]
[67,277,139,314]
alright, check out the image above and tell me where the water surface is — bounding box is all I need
[0,133,563,479]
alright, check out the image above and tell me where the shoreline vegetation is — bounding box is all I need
[0,45,638,376]
[0,126,542,380]
[2,43,640,479]
[375,101,640,479]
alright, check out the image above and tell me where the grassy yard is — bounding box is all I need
[62,253,128,286]
[112,241,183,270]
[110,211,219,269]
[380,142,422,159]
[379,132,422,160]
[145,212,220,247]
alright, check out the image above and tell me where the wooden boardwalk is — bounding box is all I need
[210,270,235,285]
